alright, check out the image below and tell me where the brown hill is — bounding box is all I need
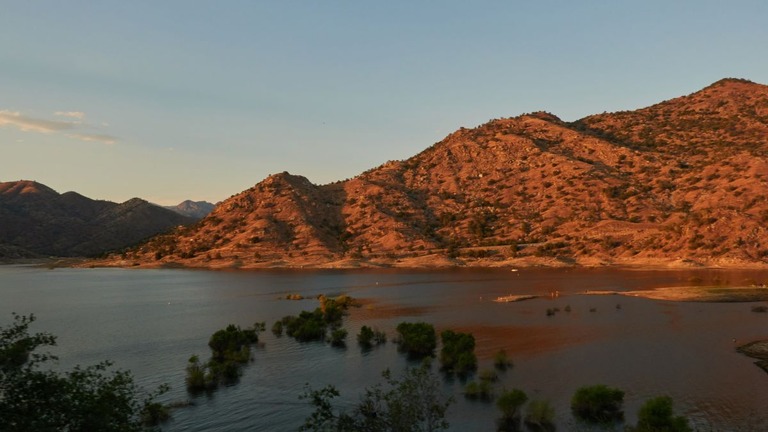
[110,78,768,269]
[0,181,196,258]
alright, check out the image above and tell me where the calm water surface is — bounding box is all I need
[1,266,767,431]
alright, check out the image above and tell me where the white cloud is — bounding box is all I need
[0,109,117,145]
[55,111,86,120]
[68,133,117,145]
[0,110,75,133]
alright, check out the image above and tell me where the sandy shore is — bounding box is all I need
[585,286,768,302]
[64,252,768,271]
[492,294,537,303]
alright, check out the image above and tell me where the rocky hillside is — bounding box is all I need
[0,181,195,258]
[163,200,215,219]
[112,78,768,268]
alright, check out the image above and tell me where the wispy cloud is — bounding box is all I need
[0,110,75,133]
[55,111,86,120]
[0,109,118,145]
[68,133,117,145]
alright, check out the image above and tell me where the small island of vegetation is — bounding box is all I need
[275,294,357,344]
[439,330,477,376]
[395,321,436,358]
[186,322,265,392]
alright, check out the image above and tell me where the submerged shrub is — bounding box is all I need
[357,325,386,348]
[633,396,692,432]
[358,325,374,346]
[479,368,498,382]
[185,355,210,392]
[186,322,264,393]
[571,384,624,423]
[282,295,358,343]
[524,399,556,431]
[439,330,477,375]
[493,349,513,371]
[330,328,347,347]
[208,323,263,362]
[395,322,436,357]
[497,388,528,431]
[283,310,327,342]
[373,328,387,344]
[464,379,494,401]
[271,320,283,336]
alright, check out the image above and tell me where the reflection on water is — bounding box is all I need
[1,266,767,430]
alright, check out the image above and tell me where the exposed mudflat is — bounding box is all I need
[586,286,768,302]
[737,341,768,374]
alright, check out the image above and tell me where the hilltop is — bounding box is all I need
[163,200,216,219]
[0,181,196,258]
[96,78,768,269]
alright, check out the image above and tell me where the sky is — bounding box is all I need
[2,1,767,205]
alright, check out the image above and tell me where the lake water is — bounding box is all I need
[1,265,767,431]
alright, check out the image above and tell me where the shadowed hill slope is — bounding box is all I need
[0,181,196,258]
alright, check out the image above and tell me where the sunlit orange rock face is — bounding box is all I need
[118,78,768,269]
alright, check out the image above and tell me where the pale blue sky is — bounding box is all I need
[2,1,767,205]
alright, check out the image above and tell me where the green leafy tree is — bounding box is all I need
[571,384,624,423]
[632,396,692,432]
[301,364,453,432]
[0,313,167,431]
[299,385,345,432]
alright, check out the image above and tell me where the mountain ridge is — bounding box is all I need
[0,181,196,258]
[93,78,768,268]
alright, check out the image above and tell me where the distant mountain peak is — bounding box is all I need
[122,197,149,206]
[163,200,215,219]
[0,180,59,198]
